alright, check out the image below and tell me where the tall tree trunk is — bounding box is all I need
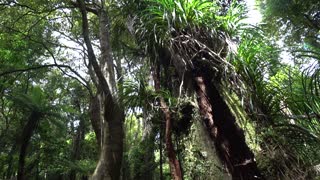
[193,69,263,179]
[6,144,16,179]
[92,101,124,179]
[77,0,124,179]
[167,41,262,178]
[89,93,103,149]
[69,108,86,180]
[91,8,124,180]
[159,124,164,180]
[17,111,41,180]
[153,65,182,180]
[134,113,156,180]
[175,136,184,179]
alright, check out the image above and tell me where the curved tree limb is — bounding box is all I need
[76,0,114,104]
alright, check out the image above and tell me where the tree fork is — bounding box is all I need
[77,0,124,179]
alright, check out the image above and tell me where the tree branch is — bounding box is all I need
[1,24,92,95]
[303,13,320,30]
[0,64,71,77]
[77,0,114,103]
[69,0,99,15]
[284,113,320,120]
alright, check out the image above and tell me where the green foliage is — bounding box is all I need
[258,0,320,45]
[216,1,247,36]
[135,0,218,46]
[1,0,320,179]
[134,0,246,53]
[120,78,155,110]
[232,24,320,178]
[172,101,195,137]
[8,86,47,112]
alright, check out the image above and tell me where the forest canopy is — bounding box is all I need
[0,0,319,179]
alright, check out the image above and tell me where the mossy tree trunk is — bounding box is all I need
[193,65,263,179]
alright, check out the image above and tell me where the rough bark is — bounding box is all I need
[17,111,41,180]
[193,69,263,179]
[91,102,124,180]
[153,65,182,180]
